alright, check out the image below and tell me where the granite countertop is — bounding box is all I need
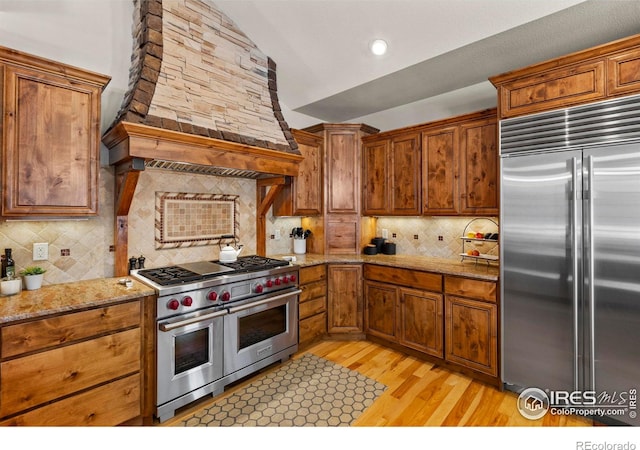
[271,253,499,281]
[0,277,155,325]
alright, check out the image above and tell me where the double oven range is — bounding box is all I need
[132,255,300,423]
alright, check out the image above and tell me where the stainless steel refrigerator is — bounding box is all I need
[500,95,640,426]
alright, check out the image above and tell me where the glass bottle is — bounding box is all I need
[4,249,15,279]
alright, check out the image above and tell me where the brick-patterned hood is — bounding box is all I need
[102,0,301,178]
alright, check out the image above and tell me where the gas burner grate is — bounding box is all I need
[218,256,289,272]
[137,266,203,286]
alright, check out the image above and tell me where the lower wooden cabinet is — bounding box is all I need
[0,298,150,425]
[399,288,443,358]
[298,264,327,346]
[444,276,498,377]
[364,280,397,341]
[327,264,363,334]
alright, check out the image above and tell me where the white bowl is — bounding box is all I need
[1,279,22,296]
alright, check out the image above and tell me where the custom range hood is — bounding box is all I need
[104,0,303,276]
[102,0,302,180]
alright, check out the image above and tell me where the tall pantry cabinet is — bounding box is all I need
[300,123,379,255]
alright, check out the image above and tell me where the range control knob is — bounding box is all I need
[207,291,218,301]
[282,275,289,284]
[167,299,180,310]
[290,274,297,282]
[221,291,231,302]
[182,296,193,307]
[255,284,264,294]
[275,278,281,286]
[266,279,273,288]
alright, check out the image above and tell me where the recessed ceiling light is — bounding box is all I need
[370,39,388,56]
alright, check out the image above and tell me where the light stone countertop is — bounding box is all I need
[270,253,499,281]
[0,277,155,325]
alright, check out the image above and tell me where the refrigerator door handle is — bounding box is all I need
[571,156,580,392]
[586,155,596,391]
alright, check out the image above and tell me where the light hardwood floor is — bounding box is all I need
[166,339,593,427]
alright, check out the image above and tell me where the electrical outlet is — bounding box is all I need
[381,229,388,239]
[274,229,281,240]
[33,242,49,261]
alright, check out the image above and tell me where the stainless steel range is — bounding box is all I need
[132,255,300,423]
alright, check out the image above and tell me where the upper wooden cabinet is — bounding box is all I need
[422,109,498,216]
[273,129,323,216]
[490,34,640,119]
[362,132,421,216]
[0,46,110,217]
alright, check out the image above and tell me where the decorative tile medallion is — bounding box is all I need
[155,192,239,249]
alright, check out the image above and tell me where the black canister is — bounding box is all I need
[371,237,385,253]
[382,241,396,255]
[363,244,377,255]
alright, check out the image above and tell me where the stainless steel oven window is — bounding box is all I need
[174,328,210,374]
[238,304,287,350]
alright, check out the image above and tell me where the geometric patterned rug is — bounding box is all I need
[175,353,387,427]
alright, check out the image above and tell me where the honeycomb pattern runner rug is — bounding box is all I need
[176,353,387,427]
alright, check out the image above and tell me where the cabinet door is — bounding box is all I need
[326,130,359,214]
[399,288,443,358]
[459,118,498,216]
[2,64,102,216]
[445,295,497,376]
[327,264,363,333]
[273,130,323,216]
[390,133,421,215]
[422,126,459,215]
[607,48,640,96]
[364,280,397,342]
[362,139,390,215]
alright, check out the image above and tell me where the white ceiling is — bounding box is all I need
[1,0,640,133]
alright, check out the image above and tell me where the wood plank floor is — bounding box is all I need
[165,339,593,427]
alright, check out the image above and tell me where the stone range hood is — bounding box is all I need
[102,0,302,180]
[105,0,304,276]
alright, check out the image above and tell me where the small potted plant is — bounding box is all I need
[19,266,46,291]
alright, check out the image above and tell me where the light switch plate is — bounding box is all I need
[33,243,49,261]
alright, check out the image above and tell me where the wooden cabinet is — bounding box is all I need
[273,129,323,216]
[421,110,498,216]
[364,264,443,358]
[422,126,459,215]
[0,46,110,217]
[298,264,327,346]
[489,34,640,119]
[444,276,498,377]
[327,264,363,334]
[399,288,443,358]
[0,299,148,425]
[364,280,397,341]
[362,132,421,216]
[302,123,379,255]
[458,118,498,215]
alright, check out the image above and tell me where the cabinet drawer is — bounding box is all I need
[444,276,497,303]
[300,280,327,302]
[299,264,327,284]
[498,61,605,118]
[364,264,442,292]
[1,301,141,358]
[300,296,327,320]
[299,312,326,344]
[0,328,141,417]
[0,374,140,426]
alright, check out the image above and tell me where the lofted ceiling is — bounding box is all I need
[1,0,640,133]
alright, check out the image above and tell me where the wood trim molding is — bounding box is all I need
[256,177,290,256]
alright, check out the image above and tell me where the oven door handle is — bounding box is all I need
[159,309,228,332]
[227,289,302,314]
